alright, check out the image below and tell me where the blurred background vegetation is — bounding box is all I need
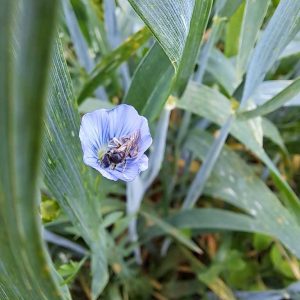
[1,0,300,299]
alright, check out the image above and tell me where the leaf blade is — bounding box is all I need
[242,0,300,103]
[0,0,69,298]
[77,27,151,103]
[43,38,108,298]
[239,77,300,118]
[236,0,270,78]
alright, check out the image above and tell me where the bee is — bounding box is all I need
[101,131,140,170]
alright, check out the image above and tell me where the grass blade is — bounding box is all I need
[242,0,300,104]
[174,0,213,95]
[128,0,195,69]
[236,0,270,78]
[141,211,203,254]
[178,82,300,219]
[77,27,151,103]
[43,38,109,299]
[124,42,174,121]
[239,77,300,119]
[0,0,69,298]
[182,116,234,209]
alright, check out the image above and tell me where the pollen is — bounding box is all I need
[98,147,107,161]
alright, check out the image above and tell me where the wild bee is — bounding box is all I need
[101,131,140,170]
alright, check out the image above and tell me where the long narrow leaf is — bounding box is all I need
[242,0,300,103]
[178,82,300,218]
[43,39,108,299]
[182,116,234,209]
[236,0,270,78]
[77,27,151,103]
[141,211,202,254]
[128,0,195,69]
[239,77,300,119]
[125,0,212,119]
[145,131,300,258]
[124,42,174,121]
[0,0,69,298]
[174,0,213,95]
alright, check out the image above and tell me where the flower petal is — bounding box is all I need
[79,109,110,152]
[138,154,149,172]
[81,148,119,181]
[107,104,142,139]
[138,116,152,156]
[108,156,147,182]
[97,167,119,181]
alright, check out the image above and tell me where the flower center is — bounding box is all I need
[97,146,108,161]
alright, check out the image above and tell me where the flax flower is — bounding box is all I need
[79,104,152,182]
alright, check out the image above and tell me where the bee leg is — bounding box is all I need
[112,137,122,147]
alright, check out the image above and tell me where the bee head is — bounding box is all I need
[101,153,111,168]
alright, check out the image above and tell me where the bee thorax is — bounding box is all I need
[100,132,140,169]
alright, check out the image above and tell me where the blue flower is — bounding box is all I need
[79,104,152,182]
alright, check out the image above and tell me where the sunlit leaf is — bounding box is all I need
[239,78,300,118]
[77,27,151,103]
[242,0,300,103]
[177,82,300,217]
[236,0,270,78]
[145,130,300,258]
[43,39,108,299]
[0,0,70,298]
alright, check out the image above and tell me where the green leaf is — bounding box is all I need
[186,131,300,258]
[242,0,300,103]
[238,77,300,119]
[252,80,300,107]
[58,257,87,285]
[217,0,243,18]
[124,42,174,120]
[140,210,202,254]
[173,0,213,95]
[207,48,239,95]
[225,0,245,57]
[0,0,69,299]
[145,130,300,258]
[43,39,108,299]
[177,82,300,218]
[177,82,263,152]
[253,233,273,252]
[261,118,286,152]
[127,0,194,69]
[270,244,295,278]
[236,0,270,78]
[125,0,212,119]
[182,116,234,209]
[77,27,151,103]
[145,209,257,241]
[195,16,226,83]
[78,98,115,114]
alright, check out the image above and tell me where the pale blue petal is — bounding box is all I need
[96,166,119,181]
[79,109,110,152]
[81,148,118,181]
[108,104,142,138]
[138,116,152,157]
[107,157,139,182]
[138,154,148,172]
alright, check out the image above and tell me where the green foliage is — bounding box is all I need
[1,0,300,299]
